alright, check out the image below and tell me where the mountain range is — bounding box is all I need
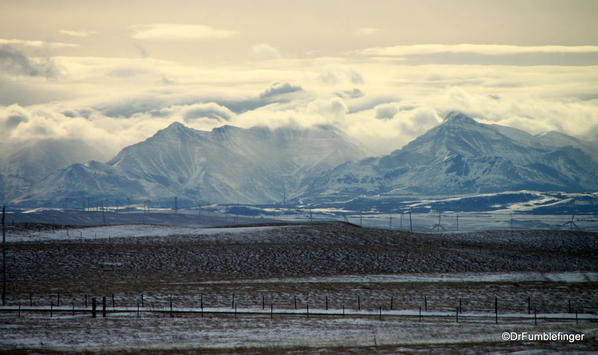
[2,112,597,207]
[9,123,366,206]
[305,112,598,199]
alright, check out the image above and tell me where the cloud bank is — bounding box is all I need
[130,24,237,40]
[360,44,598,56]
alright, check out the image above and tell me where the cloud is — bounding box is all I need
[355,27,381,36]
[319,63,364,85]
[130,24,237,40]
[161,102,235,122]
[375,103,398,119]
[336,88,364,99]
[360,44,598,57]
[59,30,96,38]
[259,82,303,99]
[251,43,281,60]
[0,46,59,77]
[0,38,77,48]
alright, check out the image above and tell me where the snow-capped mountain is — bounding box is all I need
[0,139,107,203]
[23,123,367,205]
[305,112,598,199]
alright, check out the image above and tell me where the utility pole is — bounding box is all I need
[400,212,403,230]
[456,214,459,232]
[2,206,6,305]
[510,213,513,235]
[409,209,413,233]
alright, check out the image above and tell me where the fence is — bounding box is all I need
[1,292,596,325]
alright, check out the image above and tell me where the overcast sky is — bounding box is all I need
[1,0,598,156]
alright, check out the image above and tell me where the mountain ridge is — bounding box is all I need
[4,113,597,207]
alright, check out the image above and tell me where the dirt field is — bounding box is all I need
[1,222,597,353]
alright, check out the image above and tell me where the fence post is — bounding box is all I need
[92,298,96,318]
[390,296,394,311]
[325,296,328,310]
[85,294,88,308]
[424,296,427,312]
[534,308,537,325]
[29,293,32,307]
[568,299,572,313]
[357,295,361,311]
[262,294,265,310]
[456,307,459,323]
[459,297,462,313]
[112,294,115,308]
[527,296,531,314]
[495,296,498,324]
[102,296,106,317]
[294,295,297,310]
[141,294,144,308]
[419,306,422,321]
[170,296,173,318]
[270,303,273,319]
[50,304,53,318]
[379,306,382,321]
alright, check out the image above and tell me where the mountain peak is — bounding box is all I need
[443,112,478,125]
[156,121,196,136]
[164,121,187,131]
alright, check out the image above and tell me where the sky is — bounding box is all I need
[1,0,598,157]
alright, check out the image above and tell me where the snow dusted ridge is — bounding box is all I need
[306,112,598,199]
[7,112,598,209]
[23,123,367,205]
[198,271,598,285]
[8,224,295,243]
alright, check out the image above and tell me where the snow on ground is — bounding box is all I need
[8,224,295,243]
[196,271,598,285]
[1,312,596,352]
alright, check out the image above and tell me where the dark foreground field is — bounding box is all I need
[1,222,597,353]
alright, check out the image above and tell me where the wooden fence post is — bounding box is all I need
[102,296,106,317]
[495,296,498,324]
[91,298,96,318]
[357,295,361,311]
